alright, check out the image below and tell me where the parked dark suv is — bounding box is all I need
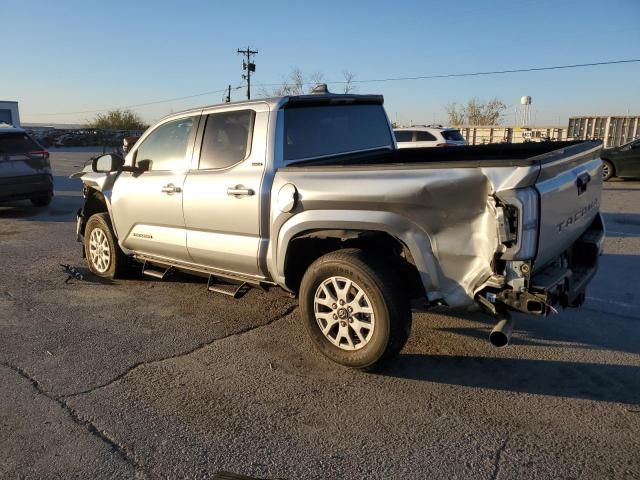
[0,126,53,206]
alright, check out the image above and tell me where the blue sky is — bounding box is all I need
[2,0,639,126]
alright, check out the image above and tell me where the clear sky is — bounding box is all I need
[2,0,639,126]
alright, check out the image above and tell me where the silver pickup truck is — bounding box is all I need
[75,90,604,370]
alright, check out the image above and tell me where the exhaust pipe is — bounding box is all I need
[489,312,514,347]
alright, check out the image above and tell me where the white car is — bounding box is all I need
[394,125,466,148]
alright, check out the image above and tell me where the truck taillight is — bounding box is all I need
[497,187,539,260]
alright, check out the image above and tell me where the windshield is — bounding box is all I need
[282,104,393,162]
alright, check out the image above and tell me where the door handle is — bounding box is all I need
[227,186,254,197]
[576,172,591,195]
[161,183,181,194]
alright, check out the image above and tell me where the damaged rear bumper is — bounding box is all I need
[483,213,605,316]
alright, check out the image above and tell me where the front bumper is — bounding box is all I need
[0,174,53,203]
[490,214,605,315]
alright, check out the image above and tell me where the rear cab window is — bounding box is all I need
[282,104,393,163]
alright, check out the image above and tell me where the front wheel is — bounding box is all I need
[84,213,128,278]
[299,249,411,371]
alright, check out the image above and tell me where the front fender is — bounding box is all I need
[79,172,119,237]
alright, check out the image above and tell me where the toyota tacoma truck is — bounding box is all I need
[74,89,604,370]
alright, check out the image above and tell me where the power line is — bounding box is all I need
[253,59,640,87]
[32,58,640,116]
[33,87,239,116]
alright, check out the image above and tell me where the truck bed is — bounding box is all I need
[284,140,597,168]
[274,139,603,307]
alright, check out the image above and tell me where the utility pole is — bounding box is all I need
[225,85,231,103]
[237,46,258,100]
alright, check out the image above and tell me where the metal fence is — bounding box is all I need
[453,126,567,145]
[568,116,640,148]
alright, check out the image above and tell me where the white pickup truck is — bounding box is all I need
[75,89,604,370]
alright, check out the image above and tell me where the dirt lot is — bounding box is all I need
[1,150,639,479]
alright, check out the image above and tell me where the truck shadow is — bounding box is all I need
[0,194,81,223]
[383,353,640,405]
[384,297,639,404]
[602,212,640,237]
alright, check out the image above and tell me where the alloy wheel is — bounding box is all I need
[313,276,375,351]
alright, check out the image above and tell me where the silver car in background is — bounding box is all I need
[394,125,466,148]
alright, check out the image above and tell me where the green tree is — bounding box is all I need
[85,109,148,130]
[446,98,507,126]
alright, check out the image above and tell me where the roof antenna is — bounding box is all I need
[311,84,330,94]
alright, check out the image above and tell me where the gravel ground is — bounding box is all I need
[1,150,639,479]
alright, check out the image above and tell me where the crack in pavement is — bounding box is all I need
[490,434,510,480]
[0,361,148,479]
[63,303,298,399]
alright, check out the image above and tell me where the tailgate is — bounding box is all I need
[534,141,602,269]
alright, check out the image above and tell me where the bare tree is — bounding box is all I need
[261,67,358,96]
[446,97,507,126]
[445,103,466,125]
[342,70,356,94]
[309,71,326,86]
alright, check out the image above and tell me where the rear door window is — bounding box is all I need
[394,131,413,142]
[415,131,437,142]
[283,104,393,162]
[199,110,255,169]
[441,130,464,142]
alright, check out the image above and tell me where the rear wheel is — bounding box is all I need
[602,159,614,181]
[299,248,411,371]
[84,213,128,278]
[30,193,52,207]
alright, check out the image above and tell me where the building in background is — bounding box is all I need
[0,101,20,127]
[568,116,639,148]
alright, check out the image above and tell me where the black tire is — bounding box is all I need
[299,248,411,371]
[602,159,615,181]
[30,193,52,207]
[84,213,129,279]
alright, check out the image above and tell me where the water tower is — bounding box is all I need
[520,96,532,127]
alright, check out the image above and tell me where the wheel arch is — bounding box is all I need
[273,210,439,299]
[80,187,114,237]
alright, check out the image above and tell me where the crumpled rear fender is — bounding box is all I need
[269,210,493,306]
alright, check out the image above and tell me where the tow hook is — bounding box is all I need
[489,311,514,347]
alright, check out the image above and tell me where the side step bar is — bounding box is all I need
[207,275,250,299]
[142,261,174,280]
